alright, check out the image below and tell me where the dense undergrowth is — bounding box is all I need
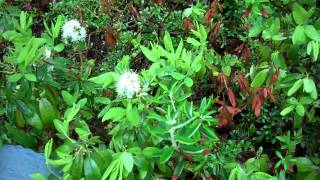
[0,0,320,179]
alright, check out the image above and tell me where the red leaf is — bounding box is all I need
[272,69,279,82]
[243,47,251,65]
[260,7,269,18]
[243,5,252,18]
[202,149,211,155]
[130,4,139,16]
[254,99,262,117]
[262,87,268,98]
[205,8,216,22]
[105,29,119,48]
[268,90,276,102]
[210,0,218,9]
[171,175,179,180]
[234,43,244,54]
[218,111,229,126]
[155,0,165,5]
[183,17,195,32]
[238,73,250,96]
[209,20,222,43]
[269,69,279,88]
[218,3,223,13]
[225,106,241,116]
[252,95,258,110]
[244,23,252,30]
[228,89,237,107]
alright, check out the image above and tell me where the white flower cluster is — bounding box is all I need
[116,71,141,98]
[44,48,52,59]
[62,19,86,42]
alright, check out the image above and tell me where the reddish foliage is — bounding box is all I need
[217,72,229,92]
[225,106,241,115]
[202,149,211,155]
[206,176,215,180]
[251,87,275,117]
[155,0,165,5]
[130,4,140,16]
[183,17,195,32]
[105,29,119,48]
[260,7,269,18]
[269,69,279,89]
[262,87,268,98]
[237,73,250,96]
[218,110,229,126]
[100,0,114,15]
[234,43,244,54]
[243,5,252,18]
[244,23,252,30]
[217,101,241,127]
[209,20,222,43]
[243,47,251,65]
[228,88,237,107]
[210,0,218,9]
[205,8,216,23]
[205,0,219,23]
[171,175,179,180]
[218,3,223,13]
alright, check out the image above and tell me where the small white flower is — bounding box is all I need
[62,19,86,42]
[116,71,141,98]
[47,65,54,72]
[44,48,52,59]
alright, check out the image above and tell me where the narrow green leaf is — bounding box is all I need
[280,105,295,116]
[251,69,269,88]
[164,31,174,52]
[140,45,158,62]
[25,73,37,82]
[175,136,196,145]
[8,73,23,82]
[200,125,219,140]
[287,79,303,96]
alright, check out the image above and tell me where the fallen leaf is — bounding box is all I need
[243,47,251,64]
[243,5,252,18]
[183,17,195,31]
[105,29,119,48]
[228,88,237,107]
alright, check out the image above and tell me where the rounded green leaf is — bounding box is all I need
[39,98,59,126]
[160,147,174,164]
[292,26,307,45]
[303,78,315,93]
